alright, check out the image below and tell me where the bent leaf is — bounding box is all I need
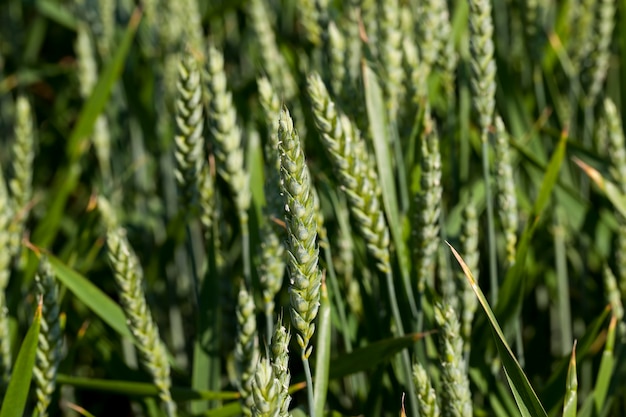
[448,242,548,417]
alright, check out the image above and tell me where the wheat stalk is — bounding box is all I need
[33,258,63,417]
[106,227,177,416]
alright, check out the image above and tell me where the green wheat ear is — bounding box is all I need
[205,43,250,222]
[307,72,391,273]
[435,303,472,417]
[173,51,205,214]
[412,362,440,417]
[106,227,177,417]
[278,107,321,360]
[33,257,63,417]
[235,283,260,416]
[9,94,35,256]
[468,0,496,134]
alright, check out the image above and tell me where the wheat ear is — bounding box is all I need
[413,362,440,417]
[278,107,321,414]
[271,323,291,416]
[33,258,63,417]
[435,303,472,417]
[106,227,176,416]
[257,77,287,340]
[173,51,205,214]
[307,73,391,273]
[235,283,260,416]
[9,95,35,255]
[247,0,296,99]
[469,0,498,304]
[205,44,250,221]
[379,0,403,118]
[582,0,615,106]
[468,0,496,134]
[414,111,442,294]
[205,43,252,284]
[307,71,419,417]
[494,116,518,267]
[0,179,11,389]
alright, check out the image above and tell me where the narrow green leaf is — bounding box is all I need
[0,304,41,417]
[361,62,417,318]
[46,254,132,339]
[448,242,548,417]
[542,306,610,413]
[56,374,239,401]
[563,342,578,417]
[313,283,331,417]
[593,316,616,414]
[494,132,567,331]
[327,332,433,380]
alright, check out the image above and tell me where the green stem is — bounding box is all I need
[240,213,251,288]
[384,269,418,417]
[483,131,499,305]
[303,356,315,417]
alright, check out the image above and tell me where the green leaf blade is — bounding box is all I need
[0,305,41,417]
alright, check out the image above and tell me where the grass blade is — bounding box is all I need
[448,242,548,417]
[0,303,41,417]
[563,341,578,417]
[56,374,239,401]
[592,316,617,414]
[46,254,132,339]
[313,282,331,417]
[327,332,433,380]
